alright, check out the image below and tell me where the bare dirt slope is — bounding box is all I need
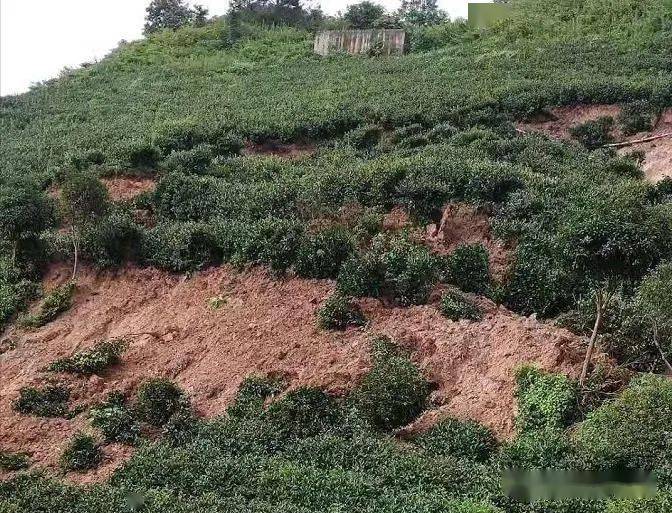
[1,262,584,481]
[518,104,671,183]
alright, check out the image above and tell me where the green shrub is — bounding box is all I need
[49,339,127,376]
[617,101,654,135]
[154,173,221,222]
[341,125,382,151]
[81,210,143,267]
[127,142,162,169]
[337,236,439,306]
[294,227,355,279]
[440,290,483,321]
[353,337,431,431]
[13,385,70,417]
[163,144,214,175]
[570,117,615,150]
[415,418,497,462]
[317,293,366,331]
[19,282,75,328]
[499,427,573,469]
[163,406,200,446]
[443,244,491,295]
[0,274,39,330]
[514,366,577,433]
[382,237,439,306]
[136,378,188,427]
[90,393,141,445]
[573,374,672,471]
[142,222,221,272]
[265,387,344,440]
[69,149,106,170]
[60,433,102,472]
[336,251,386,299]
[228,375,285,418]
[0,451,30,471]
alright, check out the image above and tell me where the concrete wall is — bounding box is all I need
[314,30,406,57]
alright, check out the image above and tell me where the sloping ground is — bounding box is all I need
[518,105,672,182]
[101,177,156,202]
[0,263,585,481]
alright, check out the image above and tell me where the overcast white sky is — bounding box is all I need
[0,1,474,96]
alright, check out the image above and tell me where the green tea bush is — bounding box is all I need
[12,385,70,417]
[163,406,200,446]
[340,125,382,151]
[514,366,577,433]
[294,227,355,279]
[19,282,75,328]
[337,236,438,306]
[228,375,284,418]
[353,337,430,431]
[440,290,483,321]
[69,149,106,170]
[127,142,162,169]
[0,273,39,330]
[49,339,127,376]
[142,222,221,272]
[80,210,143,268]
[235,217,305,274]
[136,378,188,427]
[380,237,439,306]
[443,244,491,295]
[90,393,141,445]
[163,144,214,175]
[60,433,102,472]
[617,101,654,135]
[499,427,573,469]
[265,387,345,440]
[317,292,366,331]
[573,374,672,471]
[415,417,497,462]
[0,451,30,471]
[570,117,615,150]
[154,173,221,221]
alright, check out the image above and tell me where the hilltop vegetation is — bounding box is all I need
[1,1,672,512]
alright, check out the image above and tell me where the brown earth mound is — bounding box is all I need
[101,177,156,202]
[518,104,671,183]
[0,263,584,482]
[425,203,514,282]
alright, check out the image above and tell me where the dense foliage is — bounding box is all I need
[1,1,672,510]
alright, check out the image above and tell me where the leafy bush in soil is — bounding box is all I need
[60,434,102,472]
[415,417,497,462]
[136,378,188,427]
[49,339,127,376]
[12,385,70,418]
[90,392,141,445]
[19,282,75,328]
[352,337,431,431]
[570,117,615,150]
[317,293,366,331]
[440,290,483,321]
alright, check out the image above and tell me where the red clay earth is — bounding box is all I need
[517,104,671,183]
[101,176,156,202]
[0,259,585,482]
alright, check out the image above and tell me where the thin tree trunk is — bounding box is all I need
[11,240,17,266]
[580,290,605,386]
[71,227,79,281]
[652,323,672,374]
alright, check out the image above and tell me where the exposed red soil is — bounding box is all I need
[517,104,671,183]
[101,176,156,202]
[0,263,585,482]
[380,204,514,282]
[242,139,317,159]
[425,203,514,282]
